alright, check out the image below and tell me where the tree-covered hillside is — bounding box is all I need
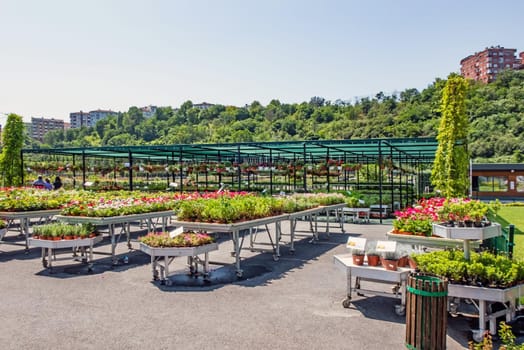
[38,70,524,162]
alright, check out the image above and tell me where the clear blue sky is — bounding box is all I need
[1,0,523,123]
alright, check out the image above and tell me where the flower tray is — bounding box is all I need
[448,282,524,302]
[139,242,219,257]
[28,235,103,249]
[139,242,219,285]
[432,223,502,240]
[386,231,480,249]
[447,282,524,339]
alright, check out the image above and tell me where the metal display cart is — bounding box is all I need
[386,231,481,250]
[286,204,346,245]
[56,210,173,264]
[342,207,371,223]
[448,283,524,342]
[432,223,502,260]
[0,209,62,250]
[171,214,289,277]
[28,235,103,272]
[139,242,219,285]
[334,253,413,316]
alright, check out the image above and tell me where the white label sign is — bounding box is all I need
[375,240,396,252]
[346,237,366,250]
[169,226,184,238]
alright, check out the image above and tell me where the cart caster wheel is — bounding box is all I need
[342,298,352,308]
[395,305,405,316]
[273,255,280,261]
[356,292,364,297]
[42,260,48,268]
[472,330,484,343]
[153,275,159,281]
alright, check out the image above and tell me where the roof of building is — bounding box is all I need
[22,137,439,164]
[472,163,524,171]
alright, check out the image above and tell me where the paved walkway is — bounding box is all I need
[0,218,496,349]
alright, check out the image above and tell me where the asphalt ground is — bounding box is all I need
[0,217,512,350]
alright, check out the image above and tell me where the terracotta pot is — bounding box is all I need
[352,254,365,266]
[367,255,380,266]
[382,259,398,271]
[397,256,408,268]
[408,257,417,269]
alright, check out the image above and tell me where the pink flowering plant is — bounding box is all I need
[139,231,214,248]
[392,197,445,236]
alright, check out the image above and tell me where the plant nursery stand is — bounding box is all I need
[0,209,61,251]
[342,207,370,224]
[172,214,288,278]
[386,231,481,250]
[28,235,103,272]
[334,253,413,316]
[432,223,502,260]
[56,210,173,265]
[139,242,219,286]
[447,283,524,342]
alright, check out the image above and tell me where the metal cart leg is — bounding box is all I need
[342,268,352,308]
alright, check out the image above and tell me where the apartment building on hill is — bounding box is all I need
[70,109,116,128]
[460,46,524,83]
[31,117,65,142]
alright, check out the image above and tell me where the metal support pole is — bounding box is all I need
[508,224,515,259]
[179,149,183,192]
[326,148,330,192]
[303,143,307,192]
[378,141,383,224]
[269,149,273,195]
[128,151,133,191]
[82,151,86,190]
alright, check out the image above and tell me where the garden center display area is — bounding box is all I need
[21,138,439,212]
[1,137,523,345]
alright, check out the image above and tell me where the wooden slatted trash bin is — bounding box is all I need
[405,273,448,350]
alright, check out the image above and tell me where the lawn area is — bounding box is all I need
[489,206,524,260]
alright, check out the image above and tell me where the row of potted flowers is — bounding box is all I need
[31,222,98,240]
[139,231,214,248]
[175,193,345,224]
[392,197,501,237]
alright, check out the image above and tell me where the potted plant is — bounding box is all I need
[397,244,412,268]
[381,251,400,271]
[365,246,381,266]
[351,248,365,266]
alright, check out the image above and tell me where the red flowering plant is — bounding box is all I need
[139,231,214,248]
[392,198,445,236]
